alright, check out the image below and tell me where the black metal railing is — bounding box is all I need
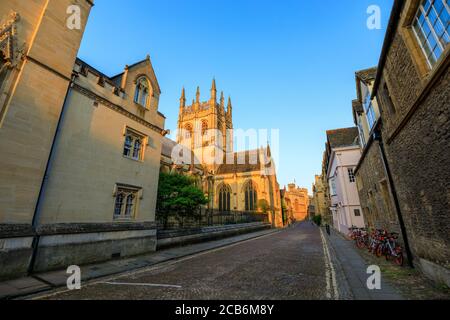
[157,209,269,231]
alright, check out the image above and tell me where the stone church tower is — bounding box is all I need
[176,79,233,173]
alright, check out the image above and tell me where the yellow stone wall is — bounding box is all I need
[0,0,93,224]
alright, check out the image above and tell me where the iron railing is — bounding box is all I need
[157,209,269,231]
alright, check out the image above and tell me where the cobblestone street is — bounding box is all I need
[35,223,333,300]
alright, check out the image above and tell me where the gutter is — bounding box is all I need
[374,129,414,268]
[28,75,76,274]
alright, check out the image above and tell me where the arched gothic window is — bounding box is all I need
[219,184,231,212]
[134,77,150,107]
[184,124,193,139]
[201,120,208,136]
[244,181,257,212]
[114,186,139,219]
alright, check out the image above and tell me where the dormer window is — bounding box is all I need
[134,77,150,108]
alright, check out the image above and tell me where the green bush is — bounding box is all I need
[156,172,208,227]
[312,215,322,226]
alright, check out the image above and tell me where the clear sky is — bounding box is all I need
[78,0,394,193]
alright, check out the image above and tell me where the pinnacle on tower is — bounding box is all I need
[196,86,200,103]
[220,91,225,107]
[179,87,186,108]
[210,78,217,104]
[227,96,232,115]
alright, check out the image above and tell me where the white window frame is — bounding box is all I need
[412,0,450,68]
[364,91,376,131]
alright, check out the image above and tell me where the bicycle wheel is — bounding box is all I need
[356,238,365,249]
[395,252,404,266]
[376,244,384,257]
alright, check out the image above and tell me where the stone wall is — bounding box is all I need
[355,139,403,237]
[374,4,450,285]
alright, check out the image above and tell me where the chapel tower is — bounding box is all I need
[176,79,233,173]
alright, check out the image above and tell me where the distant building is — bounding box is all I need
[161,82,284,227]
[312,175,328,220]
[307,196,315,220]
[325,128,365,234]
[283,184,309,221]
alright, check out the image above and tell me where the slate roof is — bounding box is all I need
[326,127,359,149]
[161,137,202,166]
[355,67,377,82]
[216,149,263,174]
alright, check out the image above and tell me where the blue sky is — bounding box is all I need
[78,0,394,192]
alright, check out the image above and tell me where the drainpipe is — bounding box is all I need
[374,129,414,268]
[28,75,76,274]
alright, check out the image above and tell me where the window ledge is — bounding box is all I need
[113,217,135,222]
[123,155,144,163]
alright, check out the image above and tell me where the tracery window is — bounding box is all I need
[244,180,257,212]
[134,77,151,107]
[123,128,145,160]
[184,124,193,139]
[201,120,208,136]
[218,184,231,212]
[114,186,140,219]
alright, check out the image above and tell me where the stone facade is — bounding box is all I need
[355,0,450,286]
[0,1,167,279]
[0,0,94,279]
[283,184,309,222]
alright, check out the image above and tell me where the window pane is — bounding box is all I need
[434,0,444,14]
[133,139,141,159]
[123,136,132,156]
[125,194,134,216]
[114,194,123,216]
[424,0,432,12]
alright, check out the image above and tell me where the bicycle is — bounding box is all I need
[383,232,404,266]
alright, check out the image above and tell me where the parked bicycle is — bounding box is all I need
[350,227,404,267]
[376,232,404,266]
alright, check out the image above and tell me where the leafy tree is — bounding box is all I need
[312,214,322,226]
[156,172,208,228]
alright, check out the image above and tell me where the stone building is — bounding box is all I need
[0,1,167,279]
[351,67,400,233]
[354,0,449,285]
[161,82,284,227]
[283,184,309,221]
[312,174,328,220]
